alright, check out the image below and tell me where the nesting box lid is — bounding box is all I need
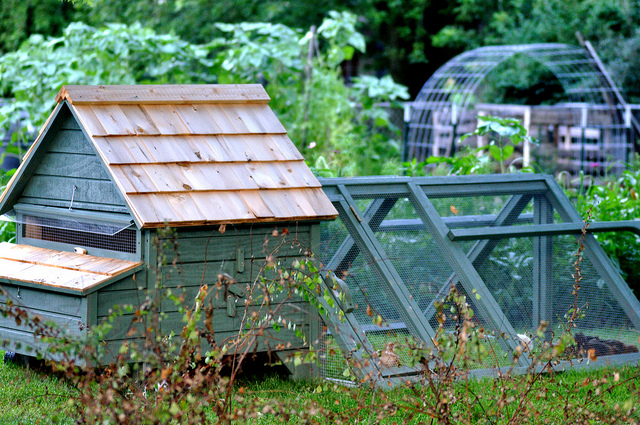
[0,242,142,294]
[1,85,337,228]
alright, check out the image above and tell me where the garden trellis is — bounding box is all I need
[407,43,636,175]
[317,174,640,386]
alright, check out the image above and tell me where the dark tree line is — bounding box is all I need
[2,0,640,101]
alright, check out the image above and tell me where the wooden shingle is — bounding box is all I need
[54,84,337,227]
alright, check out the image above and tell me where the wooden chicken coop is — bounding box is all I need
[0,84,337,376]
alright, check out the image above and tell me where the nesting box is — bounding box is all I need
[0,85,337,374]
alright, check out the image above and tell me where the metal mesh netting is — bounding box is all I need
[22,215,137,253]
[317,176,640,382]
[408,44,633,175]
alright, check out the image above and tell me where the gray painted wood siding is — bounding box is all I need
[18,115,128,213]
[0,284,86,357]
[95,224,318,353]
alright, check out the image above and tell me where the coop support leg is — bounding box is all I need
[533,195,554,339]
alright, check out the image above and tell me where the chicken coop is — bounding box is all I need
[0,84,337,376]
[317,174,640,386]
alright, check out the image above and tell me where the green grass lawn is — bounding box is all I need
[0,351,77,424]
[1,349,639,424]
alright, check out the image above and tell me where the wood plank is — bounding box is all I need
[36,152,110,180]
[277,161,321,188]
[131,193,182,223]
[183,136,221,162]
[57,84,270,105]
[223,134,279,162]
[119,105,161,135]
[0,260,104,290]
[91,105,136,135]
[299,188,339,217]
[240,191,275,218]
[0,243,140,276]
[0,283,84,316]
[198,164,249,191]
[173,104,222,134]
[170,136,213,162]
[72,105,109,136]
[141,105,190,134]
[108,166,138,193]
[189,191,254,222]
[270,135,304,160]
[59,114,81,130]
[22,175,126,206]
[126,194,164,224]
[204,104,241,133]
[228,105,267,133]
[204,135,241,161]
[140,163,189,192]
[136,136,185,162]
[113,165,157,193]
[123,137,157,163]
[240,104,286,133]
[217,104,251,133]
[92,137,137,164]
[168,163,212,191]
[163,193,207,222]
[48,129,94,155]
[244,162,284,189]
[227,163,261,190]
[257,162,309,189]
[258,191,296,219]
[218,133,258,161]
[285,189,322,217]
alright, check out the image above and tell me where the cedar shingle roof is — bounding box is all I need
[56,85,337,228]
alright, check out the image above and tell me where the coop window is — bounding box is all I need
[22,214,137,254]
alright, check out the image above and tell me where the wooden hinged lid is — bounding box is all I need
[0,243,142,294]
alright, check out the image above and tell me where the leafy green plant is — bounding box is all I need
[0,167,15,243]
[209,11,408,176]
[0,22,214,147]
[459,115,535,173]
[567,157,640,297]
[419,115,535,176]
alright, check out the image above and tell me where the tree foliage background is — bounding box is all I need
[2,0,640,101]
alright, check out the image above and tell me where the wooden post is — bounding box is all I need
[523,107,531,167]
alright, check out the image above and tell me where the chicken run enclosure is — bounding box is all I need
[316,174,640,386]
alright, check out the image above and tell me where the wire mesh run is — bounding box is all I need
[318,175,640,384]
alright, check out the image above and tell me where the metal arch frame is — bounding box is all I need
[317,174,640,387]
[407,44,631,171]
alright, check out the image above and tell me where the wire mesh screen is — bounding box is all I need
[317,176,640,383]
[319,212,427,379]
[23,215,137,253]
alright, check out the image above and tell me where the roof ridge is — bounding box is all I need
[56,84,271,105]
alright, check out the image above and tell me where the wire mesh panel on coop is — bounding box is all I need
[317,174,640,387]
